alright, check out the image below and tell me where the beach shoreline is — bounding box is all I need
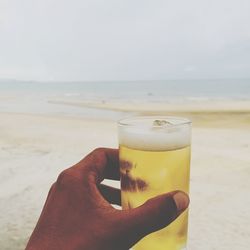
[48,98,250,112]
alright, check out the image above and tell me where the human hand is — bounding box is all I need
[26,148,189,250]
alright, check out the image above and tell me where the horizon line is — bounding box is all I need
[1,77,250,83]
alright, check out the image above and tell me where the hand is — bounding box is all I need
[26,148,189,250]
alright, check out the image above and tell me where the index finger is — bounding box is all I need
[75,148,120,183]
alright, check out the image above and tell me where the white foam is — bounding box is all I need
[118,124,191,151]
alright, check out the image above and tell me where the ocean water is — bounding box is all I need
[0,79,250,119]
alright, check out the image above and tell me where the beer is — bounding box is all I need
[118,116,191,250]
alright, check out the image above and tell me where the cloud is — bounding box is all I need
[0,0,250,81]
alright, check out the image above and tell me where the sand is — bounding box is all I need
[0,105,250,250]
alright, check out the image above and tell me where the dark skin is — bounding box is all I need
[26,148,189,250]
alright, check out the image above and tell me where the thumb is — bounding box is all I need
[119,191,189,247]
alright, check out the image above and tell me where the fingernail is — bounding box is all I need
[173,191,189,213]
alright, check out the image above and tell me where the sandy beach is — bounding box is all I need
[1,101,250,250]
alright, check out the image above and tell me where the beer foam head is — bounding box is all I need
[118,116,191,151]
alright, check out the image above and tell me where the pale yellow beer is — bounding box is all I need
[118,116,191,250]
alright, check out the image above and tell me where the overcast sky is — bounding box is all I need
[0,0,250,81]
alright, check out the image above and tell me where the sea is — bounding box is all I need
[0,79,250,120]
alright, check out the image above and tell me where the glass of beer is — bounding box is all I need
[118,116,191,250]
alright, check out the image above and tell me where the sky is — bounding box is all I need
[0,0,250,81]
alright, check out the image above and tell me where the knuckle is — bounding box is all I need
[92,147,106,157]
[90,148,107,166]
[56,169,78,189]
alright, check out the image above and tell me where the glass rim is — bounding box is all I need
[118,115,192,128]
